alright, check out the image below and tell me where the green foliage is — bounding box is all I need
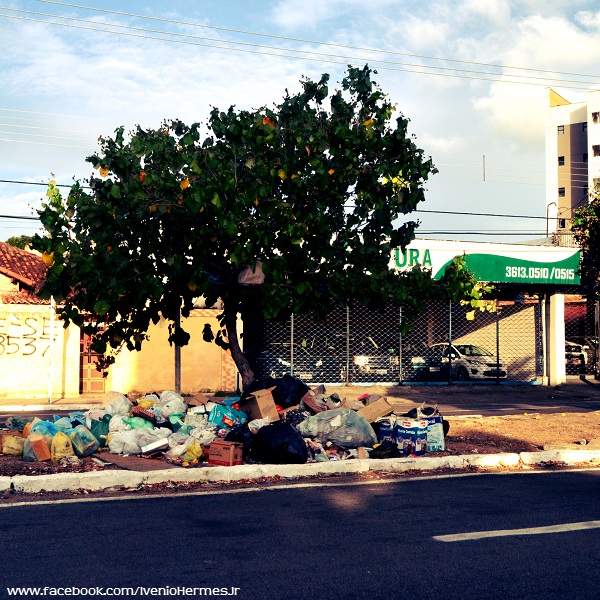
[573,196,600,298]
[5,235,33,250]
[32,66,481,382]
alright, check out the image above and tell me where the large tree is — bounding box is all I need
[572,192,600,298]
[33,66,478,390]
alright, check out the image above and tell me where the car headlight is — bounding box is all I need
[354,355,368,366]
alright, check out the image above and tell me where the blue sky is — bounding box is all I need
[1,0,600,243]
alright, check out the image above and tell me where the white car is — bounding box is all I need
[429,343,507,381]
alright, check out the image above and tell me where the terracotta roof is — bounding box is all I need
[0,242,49,304]
[0,241,47,288]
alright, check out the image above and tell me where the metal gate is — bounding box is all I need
[245,296,544,384]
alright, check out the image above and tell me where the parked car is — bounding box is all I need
[567,337,597,373]
[565,340,587,374]
[401,343,448,381]
[428,343,507,381]
[352,335,400,381]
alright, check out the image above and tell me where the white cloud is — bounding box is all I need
[459,0,511,25]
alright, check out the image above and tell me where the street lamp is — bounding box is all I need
[546,201,558,237]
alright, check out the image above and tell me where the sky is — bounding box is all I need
[1,0,600,245]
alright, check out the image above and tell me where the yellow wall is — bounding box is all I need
[0,303,80,400]
[108,309,238,395]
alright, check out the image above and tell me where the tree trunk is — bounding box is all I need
[223,302,255,392]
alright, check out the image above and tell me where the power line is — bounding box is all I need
[32,0,600,81]
[2,6,594,88]
[0,179,555,220]
[0,214,39,220]
[1,10,598,90]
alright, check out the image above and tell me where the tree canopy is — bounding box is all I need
[33,66,479,390]
[5,235,32,250]
[573,193,600,298]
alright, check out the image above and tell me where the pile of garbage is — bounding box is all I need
[1,375,448,466]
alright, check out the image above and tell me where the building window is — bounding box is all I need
[593,112,600,124]
[584,153,588,163]
[594,145,600,157]
[558,156,565,166]
[558,187,566,197]
[594,178,600,191]
[557,125,565,134]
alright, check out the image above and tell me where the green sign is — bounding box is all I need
[393,241,581,285]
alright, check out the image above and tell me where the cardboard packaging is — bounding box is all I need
[394,419,428,456]
[238,387,280,422]
[357,397,394,423]
[185,393,211,408]
[208,440,243,466]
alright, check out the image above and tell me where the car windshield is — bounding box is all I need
[454,345,493,357]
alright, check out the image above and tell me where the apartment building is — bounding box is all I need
[545,88,600,244]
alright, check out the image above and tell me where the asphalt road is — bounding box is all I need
[2,470,600,600]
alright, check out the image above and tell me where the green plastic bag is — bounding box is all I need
[123,417,155,430]
[90,414,112,447]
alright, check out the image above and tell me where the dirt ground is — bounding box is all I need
[2,410,599,477]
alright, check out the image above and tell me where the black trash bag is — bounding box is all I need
[249,421,308,464]
[271,374,310,408]
[224,424,255,460]
[240,377,278,401]
[369,439,402,459]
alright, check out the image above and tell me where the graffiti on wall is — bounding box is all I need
[0,312,59,357]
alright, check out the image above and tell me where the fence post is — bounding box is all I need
[399,306,403,384]
[290,313,294,376]
[448,300,453,383]
[345,305,350,384]
[495,300,501,384]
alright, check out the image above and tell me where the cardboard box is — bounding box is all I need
[357,397,393,422]
[238,387,280,422]
[185,393,212,407]
[208,440,243,466]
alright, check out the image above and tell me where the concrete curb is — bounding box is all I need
[3,449,600,494]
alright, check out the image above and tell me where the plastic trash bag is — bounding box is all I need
[297,408,377,448]
[31,420,60,439]
[272,374,311,408]
[2,435,25,456]
[123,416,155,430]
[137,394,159,409]
[90,414,112,447]
[158,391,186,417]
[225,424,255,460]
[51,431,75,463]
[52,416,74,432]
[164,431,192,460]
[5,416,34,432]
[136,427,171,448]
[105,395,132,417]
[108,430,145,455]
[249,421,308,464]
[247,417,271,434]
[109,415,128,433]
[69,425,100,457]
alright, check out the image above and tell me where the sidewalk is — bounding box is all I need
[3,378,600,495]
[2,377,600,413]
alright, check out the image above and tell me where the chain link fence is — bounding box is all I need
[245,296,544,384]
[564,293,598,376]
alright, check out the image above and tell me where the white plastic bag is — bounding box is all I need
[105,395,132,417]
[108,415,128,433]
[108,430,144,455]
[158,391,186,417]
